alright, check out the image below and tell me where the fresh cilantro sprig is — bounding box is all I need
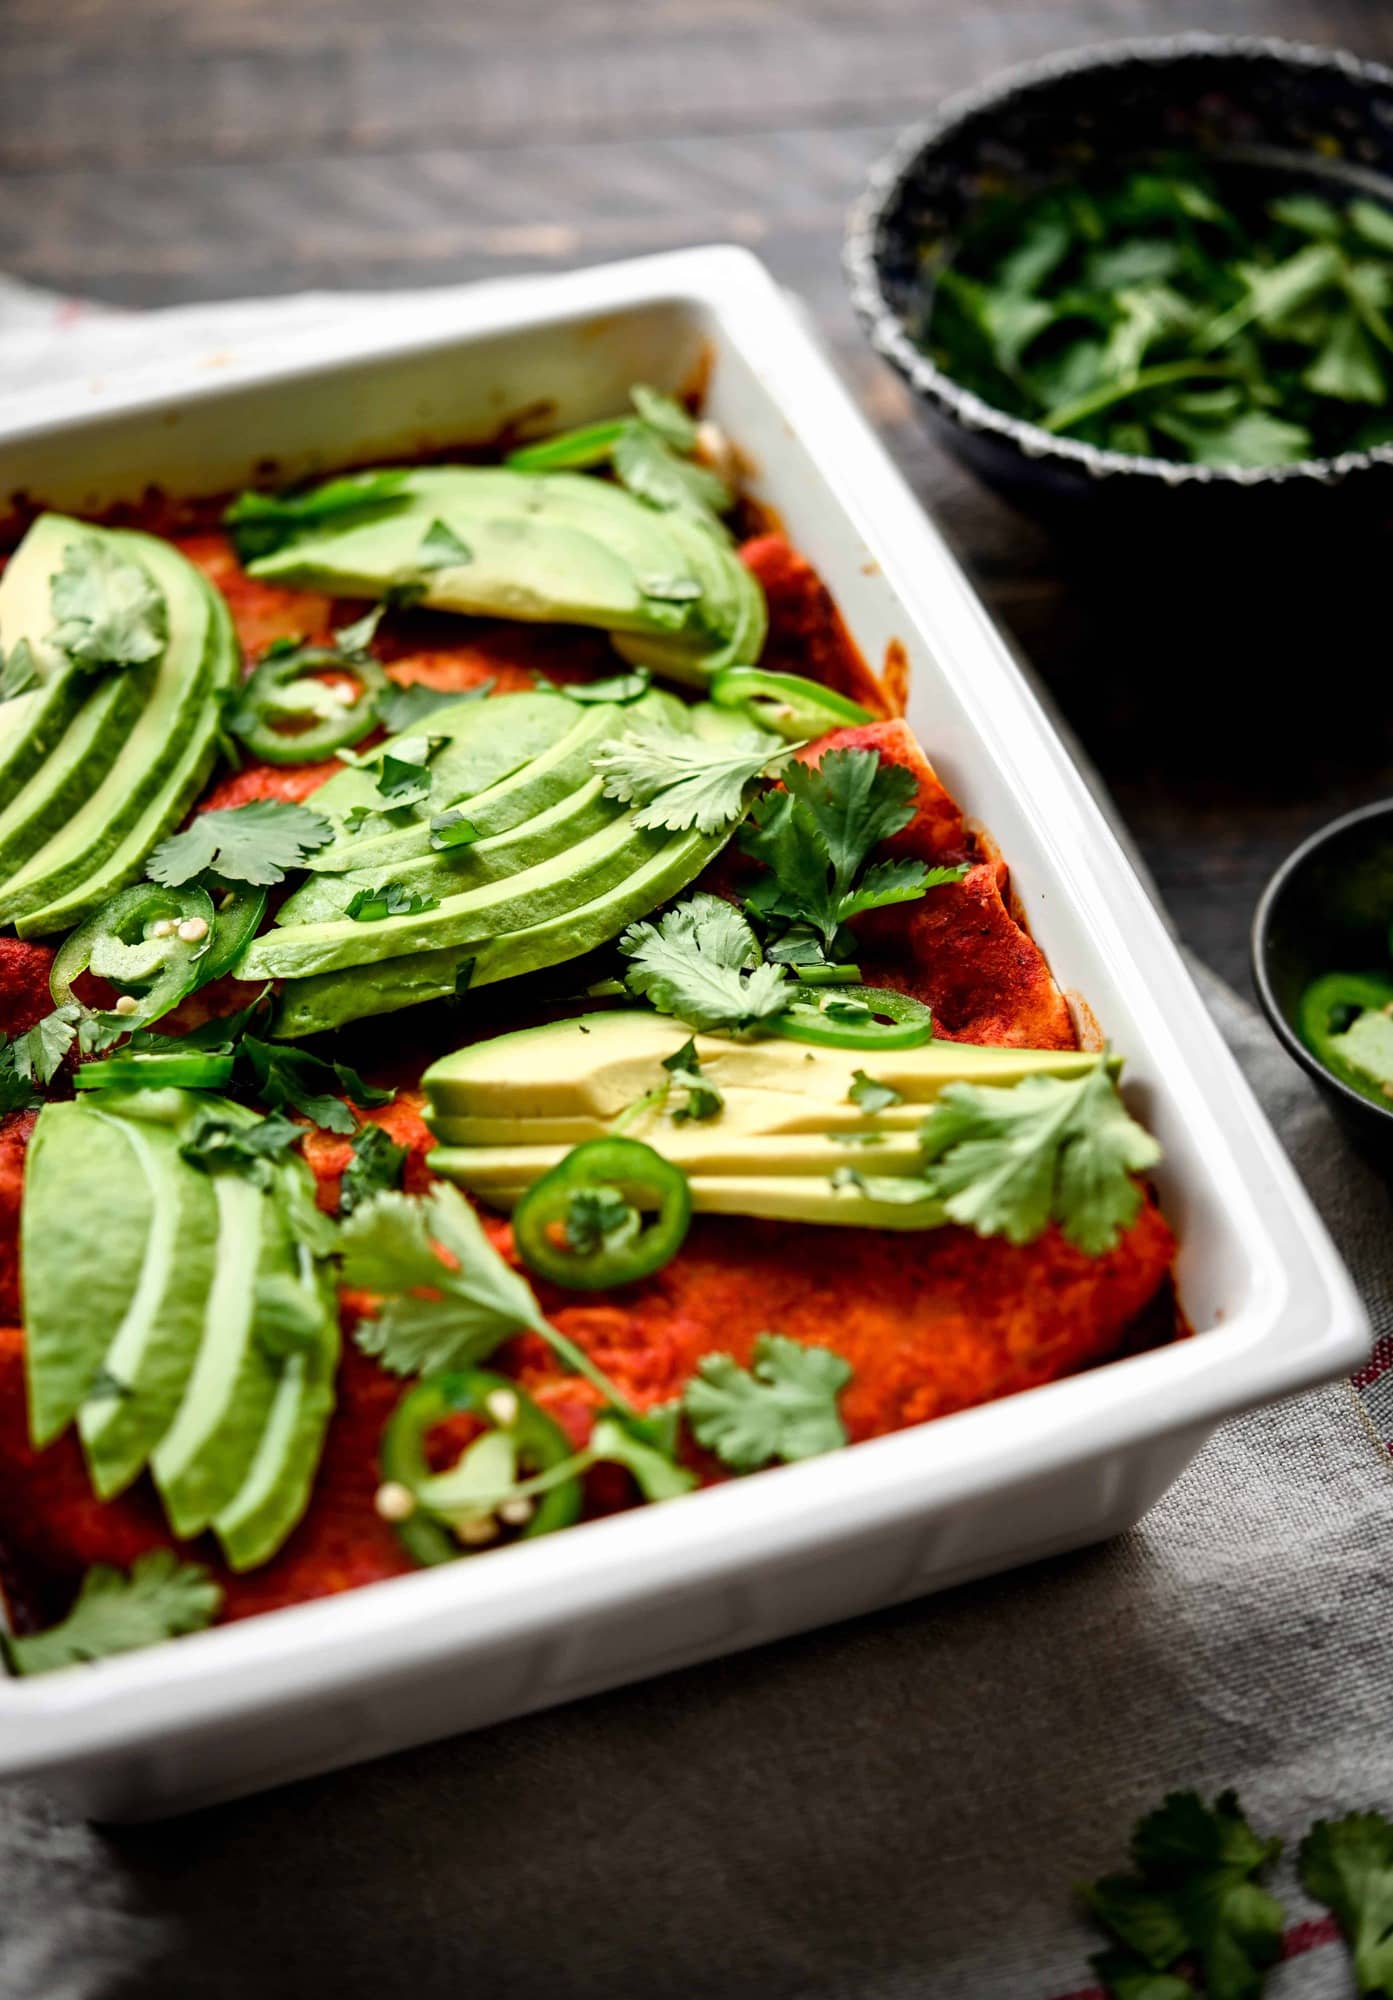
[340,1123,408,1216]
[620,894,791,1032]
[241,1034,391,1138]
[1299,1813,1393,1996]
[593,715,790,834]
[1,1551,221,1677]
[0,1035,42,1114]
[179,1105,304,1187]
[11,1003,81,1088]
[661,1038,723,1122]
[1082,1791,1284,2000]
[147,800,334,889]
[506,383,731,520]
[740,747,966,952]
[49,537,168,673]
[683,1334,853,1472]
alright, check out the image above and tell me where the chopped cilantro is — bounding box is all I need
[661,1037,723,1121]
[0,637,40,700]
[1,1551,221,1677]
[240,1033,391,1137]
[344,881,441,922]
[428,809,481,851]
[224,471,411,564]
[147,800,334,888]
[593,715,789,833]
[1299,1811,1393,1995]
[379,679,492,732]
[49,537,167,673]
[620,893,791,1031]
[917,1061,1161,1255]
[179,1105,303,1187]
[848,1069,903,1114]
[1082,1791,1283,2000]
[684,1333,853,1472]
[564,1184,640,1257]
[338,1123,408,1217]
[11,1003,81,1087]
[0,1036,42,1114]
[416,518,472,572]
[372,734,445,811]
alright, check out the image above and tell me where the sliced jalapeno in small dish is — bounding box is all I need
[511,1137,692,1291]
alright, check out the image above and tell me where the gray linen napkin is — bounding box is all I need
[0,962,1390,2000]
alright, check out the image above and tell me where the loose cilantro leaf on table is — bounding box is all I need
[224,471,411,564]
[848,1069,903,1114]
[379,679,493,732]
[345,881,441,922]
[1,1551,221,1677]
[661,1038,723,1121]
[343,1182,549,1375]
[593,716,789,833]
[620,894,790,1031]
[241,1034,391,1137]
[339,1122,408,1217]
[148,800,334,888]
[49,537,167,673]
[179,1105,304,1187]
[684,1333,853,1472]
[1083,1791,1284,2000]
[741,746,966,949]
[1299,1812,1393,1996]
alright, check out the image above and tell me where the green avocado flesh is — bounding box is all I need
[424,1012,1105,1229]
[0,516,240,936]
[253,684,738,1034]
[245,465,764,688]
[21,1090,338,1570]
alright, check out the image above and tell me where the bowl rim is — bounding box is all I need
[1251,795,1393,1123]
[844,31,1393,490]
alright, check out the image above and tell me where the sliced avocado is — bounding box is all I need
[150,1164,284,1537]
[614,511,767,685]
[0,517,93,804]
[75,1099,222,1499]
[244,810,673,982]
[0,667,148,882]
[0,547,239,936]
[304,687,575,867]
[21,1101,154,1447]
[437,1129,930,1184]
[272,823,732,1038]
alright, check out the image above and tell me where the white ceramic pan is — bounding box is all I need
[0,248,1368,1820]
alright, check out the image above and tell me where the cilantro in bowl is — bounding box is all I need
[923,165,1393,468]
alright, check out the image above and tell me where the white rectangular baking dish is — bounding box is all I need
[0,247,1368,1822]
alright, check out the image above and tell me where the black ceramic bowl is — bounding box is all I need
[845,35,1393,513]
[1253,799,1393,1146]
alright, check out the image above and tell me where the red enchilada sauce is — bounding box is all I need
[0,527,1179,1632]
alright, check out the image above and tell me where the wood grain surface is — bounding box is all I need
[4,0,1393,993]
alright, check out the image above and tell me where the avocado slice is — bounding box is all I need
[0,541,239,936]
[614,511,767,685]
[75,1098,222,1500]
[0,516,94,804]
[424,1017,1110,1231]
[21,1101,154,1447]
[272,823,733,1037]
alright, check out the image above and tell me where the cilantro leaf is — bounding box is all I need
[1,1550,221,1676]
[593,716,788,833]
[179,1105,303,1187]
[379,679,493,732]
[343,1182,547,1374]
[917,1061,1161,1255]
[345,880,441,922]
[564,1185,640,1257]
[0,1036,42,1114]
[1299,1812,1393,1995]
[225,471,411,564]
[684,1333,852,1472]
[630,383,699,451]
[416,518,472,572]
[241,1034,391,1136]
[785,748,921,891]
[620,893,791,1030]
[0,637,40,700]
[371,734,446,811]
[429,809,480,851]
[662,1037,723,1122]
[49,537,167,673]
[11,1003,81,1087]
[830,1165,939,1206]
[848,1069,902,1114]
[148,800,334,888]
[1090,1949,1196,2000]
[613,422,732,516]
[339,1121,408,1217]
[1084,1792,1284,2000]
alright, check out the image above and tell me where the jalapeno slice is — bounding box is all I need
[711,667,873,741]
[768,983,934,1051]
[1297,970,1393,1103]
[511,1137,692,1291]
[505,419,631,473]
[226,642,389,765]
[74,1046,237,1092]
[378,1369,583,1567]
[199,885,269,980]
[50,882,218,1032]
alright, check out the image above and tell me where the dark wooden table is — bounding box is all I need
[5,0,1393,995]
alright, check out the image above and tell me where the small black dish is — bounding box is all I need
[845,34,1393,516]
[1252,798,1393,1149]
